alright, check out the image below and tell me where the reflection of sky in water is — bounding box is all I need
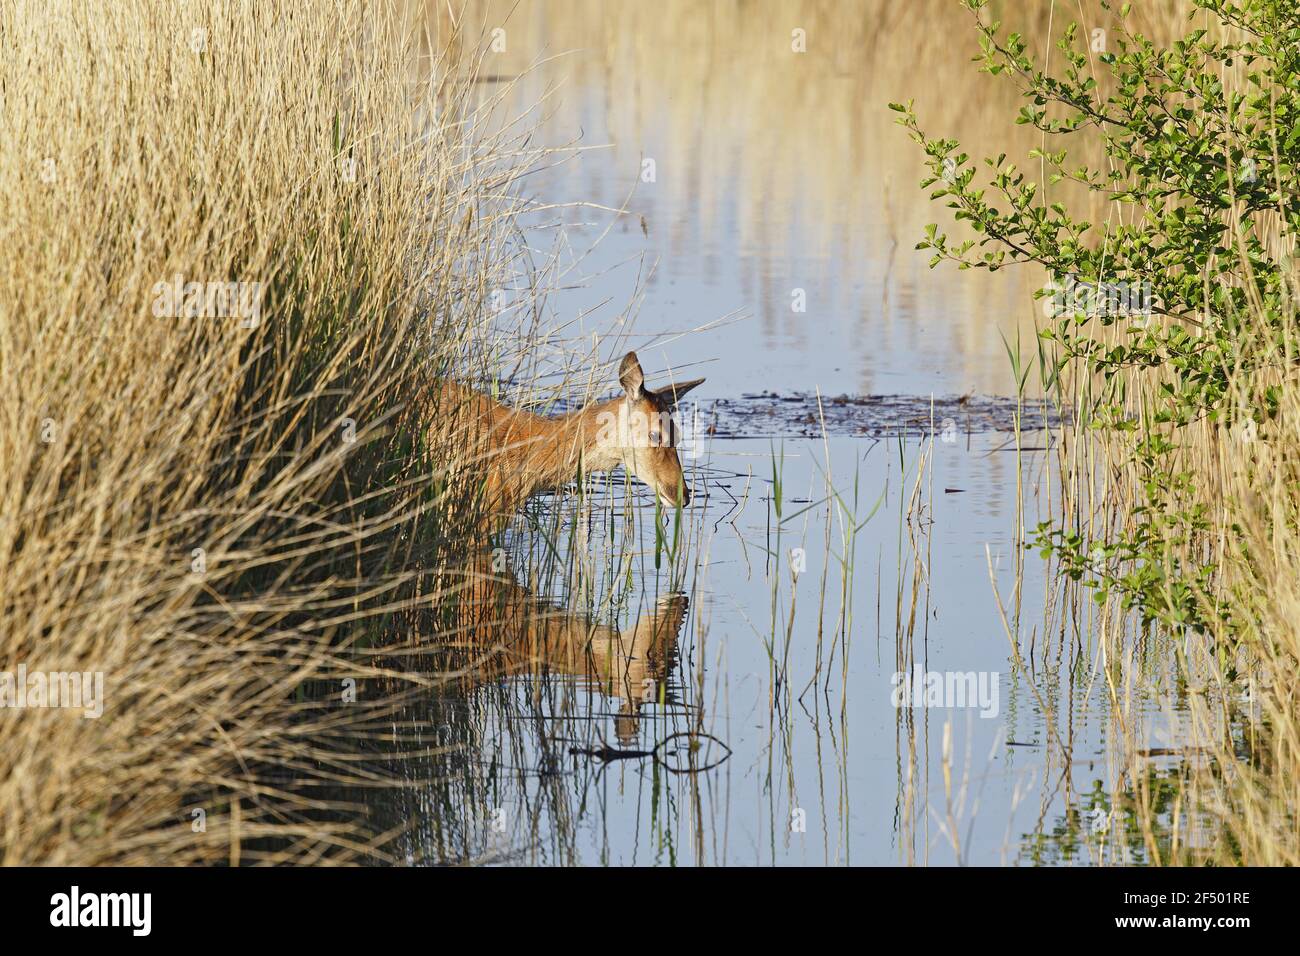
[509,97,1039,399]
[469,0,1053,399]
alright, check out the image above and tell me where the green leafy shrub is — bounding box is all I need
[893,0,1299,635]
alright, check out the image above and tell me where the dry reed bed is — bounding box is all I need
[0,0,543,864]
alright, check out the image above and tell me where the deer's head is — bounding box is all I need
[597,352,704,510]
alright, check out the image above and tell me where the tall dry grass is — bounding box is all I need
[1150,262,1300,865]
[1049,267,1300,865]
[1209,323,1300,863]
[0,0,541,864]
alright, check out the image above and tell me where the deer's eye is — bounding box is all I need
[648,430,662,446]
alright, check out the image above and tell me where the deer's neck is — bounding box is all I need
[503,396,624,501]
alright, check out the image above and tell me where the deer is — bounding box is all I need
[432,351,705,529]
[415,352,702,743]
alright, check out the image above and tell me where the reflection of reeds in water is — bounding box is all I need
[423,1,1186,395]
[886,421,1008,865]
[379,424,883,865]
[352,476,718,864]
[754,418,888,864]
[988,306,1255,864]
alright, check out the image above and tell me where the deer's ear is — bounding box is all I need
[650,377,705,407]
[619,352,645,398]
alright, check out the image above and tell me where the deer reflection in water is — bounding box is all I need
[436,548,690,746]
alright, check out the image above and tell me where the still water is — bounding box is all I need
[372,0,1192,865]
